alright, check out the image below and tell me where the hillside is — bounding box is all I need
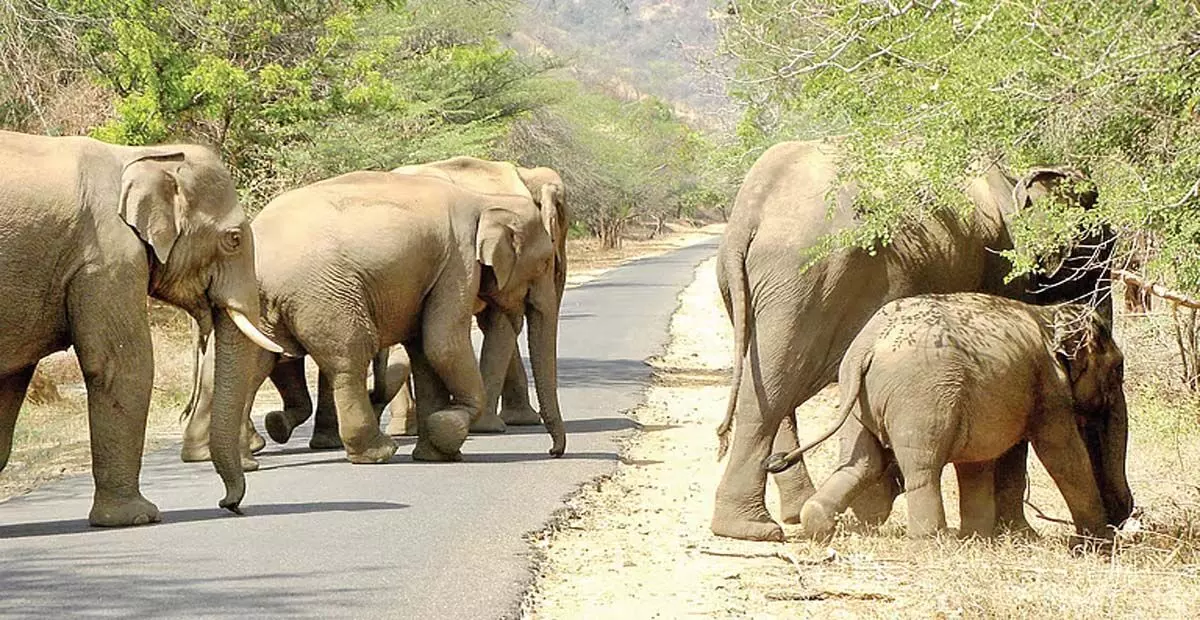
[510,0,734,128]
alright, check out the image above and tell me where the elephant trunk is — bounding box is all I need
[527,278,566,457]
[1096,390,1134,526]
[209,311,250,513]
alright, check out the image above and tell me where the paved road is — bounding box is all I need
[0,237,720,619]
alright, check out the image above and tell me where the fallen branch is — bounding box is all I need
[1112,270,1200,309]
[699,547,838,568]
[766,590,895,602]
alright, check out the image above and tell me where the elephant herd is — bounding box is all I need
[0,129,568,525]
[0,129,1135,553]
[713,139,1133,549]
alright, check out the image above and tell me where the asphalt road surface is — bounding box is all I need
[0,237,720,619]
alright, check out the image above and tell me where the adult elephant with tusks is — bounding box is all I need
[712,138,1114,542]
[179,171,565,507]
[0,130,281,525]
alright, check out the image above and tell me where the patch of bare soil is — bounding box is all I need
[522,258,1200,619]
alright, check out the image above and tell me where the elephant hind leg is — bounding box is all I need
[772,412,817,524]
[955,460,997,538]
[0,365,36,472]
[263,358,314,445]
[801,421,888,541]
[893,449,948,538]
[382,348,417,437]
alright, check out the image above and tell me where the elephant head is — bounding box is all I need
[1052,304,1134,527]
[476,202,567,455]
[517,166,569,299]
[1015,167,1114,320]
[121,147,281,511]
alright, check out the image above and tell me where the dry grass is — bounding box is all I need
[525,260,1200,619]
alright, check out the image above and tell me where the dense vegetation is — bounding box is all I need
[717,1,1200,294]
[0,0,726,243]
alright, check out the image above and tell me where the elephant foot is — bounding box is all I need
[470,413,508,434]
[309,430,344,450]
[997,515,1040,540]
[412,437,463,462]
[346,433,398,464]
[248,427,266,454]
[500,404,542,426]
[800,500,837,542]
[427,409,471,455]
[242,455,260,472]
[264,411,296,444]
[710,503,784,542]
[89,494,162,528]
[180,443,211,463]
[772,469,817,525]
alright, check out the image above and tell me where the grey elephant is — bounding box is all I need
[253,157,569,447]
[763,293,1134,547]
[180,171,564,508]
[713,139,1112,541]
[375,156,569,433]
[0,130,280,525]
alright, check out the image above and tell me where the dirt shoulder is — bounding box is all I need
[522,258,1200,619]
[0,224,723,503]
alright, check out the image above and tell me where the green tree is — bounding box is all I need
[720,1,1200,291]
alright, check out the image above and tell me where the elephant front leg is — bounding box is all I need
[499,349,541,426]
[1029,415,1110,550]
[410,305,484,461]
[180,336,217,462]
[263,357,314,445]
[68,280,160,527]
[472,307,519,434]
[0,366,36,473]
[955,460,997,538]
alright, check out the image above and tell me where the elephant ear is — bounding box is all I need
[119,152,187,264]
[1012,166,1095,212]
[477,206,521,291]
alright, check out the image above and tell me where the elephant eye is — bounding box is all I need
[222,228,243,253]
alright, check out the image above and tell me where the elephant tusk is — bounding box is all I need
[227,309,284,354]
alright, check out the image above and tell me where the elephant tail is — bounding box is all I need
[716,222,755,461]
[762,349,871,474]
[180,317,210,423]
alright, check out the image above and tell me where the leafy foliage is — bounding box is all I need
[720,1,1200,290]
[503,83,712,247]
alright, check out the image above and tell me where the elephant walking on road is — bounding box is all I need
[0,130,280,525]
[765,293,1134,546]
[180,172,564,497]
[712,139,1112,541]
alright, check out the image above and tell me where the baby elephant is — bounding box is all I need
[765,293,1134,546]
